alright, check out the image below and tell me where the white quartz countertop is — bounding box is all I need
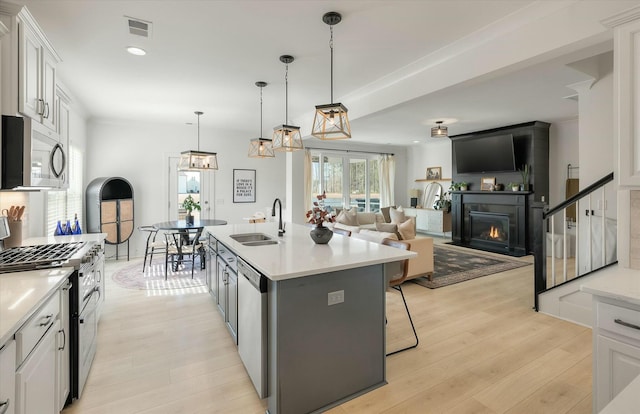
[599,373,640,414]
[23,232,107,245]
[0,267,73,347]
[206,222,416,281]
[580,265,640,306]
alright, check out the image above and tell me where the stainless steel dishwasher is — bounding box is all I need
[237,257,267,399]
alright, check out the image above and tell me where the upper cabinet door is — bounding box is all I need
[41,49,57,131]
[610,13,640,186]
[20,22,42,121]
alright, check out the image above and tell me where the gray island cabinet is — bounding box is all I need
[205,222,415,414]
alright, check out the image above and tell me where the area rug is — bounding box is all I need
[112,260,206,290]
[411,244,531,289]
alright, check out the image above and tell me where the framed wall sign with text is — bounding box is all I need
[233,169,256,203]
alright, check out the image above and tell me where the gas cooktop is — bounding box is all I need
[0,242,86,273]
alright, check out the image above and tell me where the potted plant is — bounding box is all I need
[306,193,336,244]
[182,194,201,225]
[450,181,467,192]
[509,182,520,192]
[433,191,452,213]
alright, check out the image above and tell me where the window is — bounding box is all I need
[177,170,201,220]
[311,151,380,212]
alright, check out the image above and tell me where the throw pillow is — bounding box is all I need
[389,206,406,224]
[336,207,358,226]
[375,222,401,240]
[397,217,416,240]
[380,206,396,223]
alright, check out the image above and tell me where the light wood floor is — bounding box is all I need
[62,239,592,414]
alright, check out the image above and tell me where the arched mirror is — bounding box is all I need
[422,182,442,209]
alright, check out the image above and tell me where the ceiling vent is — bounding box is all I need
[125,16,152,38]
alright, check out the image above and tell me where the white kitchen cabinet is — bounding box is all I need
[0,340,16,414]
[404,208,451,236]
[16,319,58,414]
[592,297,640,412]
[56,281,71,412]
[0,4,61,134]
[605,10,640,186]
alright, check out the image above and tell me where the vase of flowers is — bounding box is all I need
[182,194,201,225]
[306,193,336,244]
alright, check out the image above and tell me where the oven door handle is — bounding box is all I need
[82,286,99,304]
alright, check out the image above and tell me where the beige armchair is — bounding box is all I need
[350,230,434,281]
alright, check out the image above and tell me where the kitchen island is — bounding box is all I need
[206,222,415,414]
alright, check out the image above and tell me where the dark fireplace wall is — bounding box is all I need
[449,121,549,255]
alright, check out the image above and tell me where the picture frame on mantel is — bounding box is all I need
[233,169,256,203]
[426,166,442,180]
[481,176,496,191]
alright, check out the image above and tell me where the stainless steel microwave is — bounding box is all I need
[1,115,67,190]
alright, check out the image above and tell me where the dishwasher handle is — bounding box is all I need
[237,258,267,293]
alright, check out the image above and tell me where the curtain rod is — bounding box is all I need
[305,146,394,156]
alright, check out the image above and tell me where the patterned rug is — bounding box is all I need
[111,259,206,290]
[411,244,531,289]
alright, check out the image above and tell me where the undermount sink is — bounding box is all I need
[242,240,280,247]
[230,233,273,243]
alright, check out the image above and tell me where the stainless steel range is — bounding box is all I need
[0,228,104,403]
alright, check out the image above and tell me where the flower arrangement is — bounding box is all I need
[182,194,201,216]
[306,193,335,228]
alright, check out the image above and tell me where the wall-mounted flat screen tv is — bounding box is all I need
[454,133,516,174]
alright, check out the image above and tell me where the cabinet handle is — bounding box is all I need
[58,328,66,351]
[37,98,44,115]
[39,313,54,326]
[44,101,50,118]
[0,398,10,414]
[614,318,640,331]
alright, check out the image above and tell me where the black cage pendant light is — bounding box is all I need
[179,111,218,170]
[311,11,351,140]
[272,55,304,152]
[431,120,448,138]
[248,81,275,158]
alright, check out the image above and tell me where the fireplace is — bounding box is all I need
[469,211,510,251]
[451,191,529,256]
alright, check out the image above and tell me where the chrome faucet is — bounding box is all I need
[272,198,285,236]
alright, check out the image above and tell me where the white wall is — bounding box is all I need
[87,119,285,259]
[406,139,452,207]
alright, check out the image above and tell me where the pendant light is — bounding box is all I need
[431,121,448,138]
[272,55,304,152]
[178,111,218,170]
[248,81,275,158]
[311,11,351,140]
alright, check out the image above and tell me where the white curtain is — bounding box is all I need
[379,154,395,207]
[304,149,312,213]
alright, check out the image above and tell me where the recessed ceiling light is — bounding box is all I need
[126,46,146,56]
[413,140,420,143]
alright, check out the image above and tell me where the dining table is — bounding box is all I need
[153,219,228,270]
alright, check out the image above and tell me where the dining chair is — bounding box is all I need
[164,227,204,279]
[137,225,166,272]
[382,238,419,356]
[331,227,351,237]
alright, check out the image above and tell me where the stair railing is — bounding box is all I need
[533,172,616,310]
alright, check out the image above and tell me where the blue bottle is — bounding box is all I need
[72,213,82,234]
[65,219,73,235]
[54,220,64,236]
